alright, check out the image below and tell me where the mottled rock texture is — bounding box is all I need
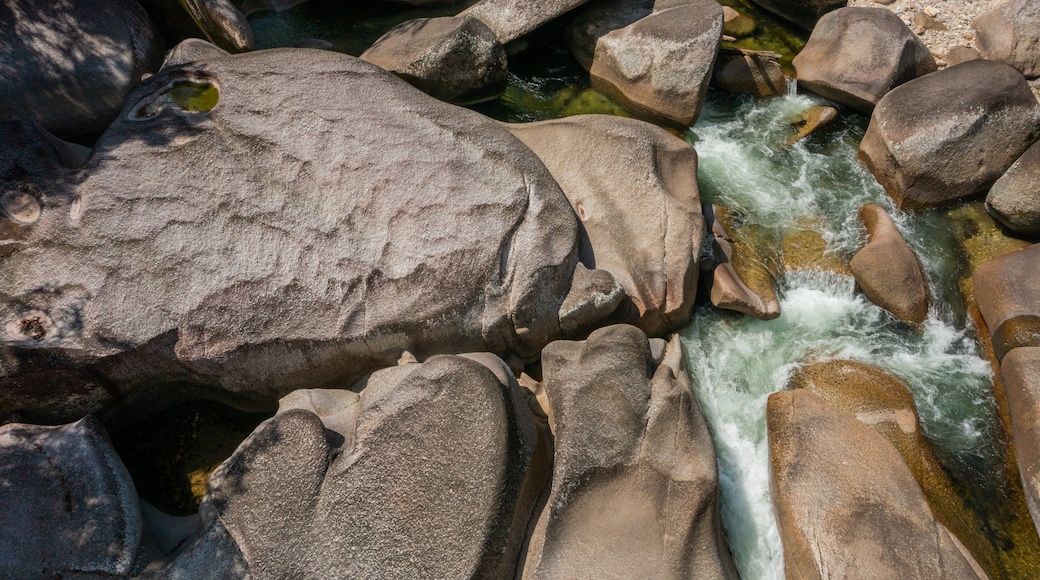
[974,0,1040,79]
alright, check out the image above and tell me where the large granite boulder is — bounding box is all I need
[790,360,1001,576]
[522,325,736,579]
[849,204,929,323]
[0,0,164,138]
[566,0,723,126]
[360,15,508,105]
[0,41,596,424]
[505,115,703,335]
[859,60,1040,209]
[768,389,985,579]
[973,243,1040,360]
[138,0,253,53]
[974,0,1040,79]
[0,416,143,577]
[186,354,538,578]
[793,7,936,114]
[460,0,595,43]
[1002,347,1040,538]
[987,140,1040,238]
[747,0,847,30]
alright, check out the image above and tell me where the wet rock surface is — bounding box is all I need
[794,7,936,113]
[973,243,1040,361]
[1003,347,1040,538]
[0,0,164,138]
[522,325,736,579]
[859,60,1040,209]
[849,204,929,324]
[0,44,582,423]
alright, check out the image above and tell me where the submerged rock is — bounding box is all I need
[522,325,736,579]
[704,204,780,320]
[0,416,142,577]
[722,6,757,37]
[784,105,838,146]
[0,0,164,138]
[361,15,508,105]
[859,60,1040,209]
[138,0,253,53]
[746,0,847,30]
[189,354,538,578]
[987,140,1040,238]
[793,7,936,113]
[505,115,703,335]
[1002,347,1040,538]
[0,42,588,424]
[768,389,986,579]
[566,0,723,126]
[973,243,1040,361]
[849,204,929,324]
[974,0,1040,79]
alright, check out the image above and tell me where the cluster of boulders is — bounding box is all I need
[4,0,1040,577]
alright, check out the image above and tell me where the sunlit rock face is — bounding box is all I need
[0,41,581,424]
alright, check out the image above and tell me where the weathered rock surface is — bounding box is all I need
[849,204,929,323]
[974,0,1040,79]
[859,60,1040,209]
[973,243,1040,360]
[566,0,724,126]
[791,360,1002,577]
[712,49,787,98]
[522,325,736,579]
[1002,347,1040,538]
[785,105,838,146]
[0,0,164,138]
[0,416,142,577]
[747,0,848,30]
[0,43,587,424]
[704,204,780,319]
[505,115,703,335]
[360,15,508,105]
[768,389,985,579]
[191,354,538,578]
[987,139,1040,238]
[138,0,253,53]
[794,7,936,113]
[460,0,594,43]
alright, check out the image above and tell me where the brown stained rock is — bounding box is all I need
[0,0,165,138]
[192,354,539,578]
[712,50,787,98]
[784,105,838,146]
[1002,347,1040,538]
[360,16,508,105]
[705,204,781,319]
[987,139,1040,238]
[793,7,936,114]
[0,416,142,577]
[944,45,981,66]
[849,204,929,323]
[858,59,1040,209]
[0,43,582,424]
[505,115,704,335]
[522,325,736,579]
[973,243,1040,361]
[790,360,1003,577]
[975,0,1040,79]
[566,0,723,127]
[768,389,986,579]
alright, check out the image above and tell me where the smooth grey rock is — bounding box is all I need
[138,0,253,53]
[522,325,736,579]
[747,0,848,30]
[566,0,723,126]
[361,15,508,105]
[704,204,781,320]
[859,60,1040,209]
[987,139,1040,237]
[197,354,539,578]
[0,0,164,138]
[794,7,937,113]
[768,390,985,579]
[505,115,704,334]
[975,0,1040,79]
[0,416,142,577]
[460,0,595,43]
[0,43,580,424]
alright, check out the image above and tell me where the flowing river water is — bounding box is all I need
[123,2,1038,577]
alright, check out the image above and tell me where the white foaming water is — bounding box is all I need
[682,93,998,579]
